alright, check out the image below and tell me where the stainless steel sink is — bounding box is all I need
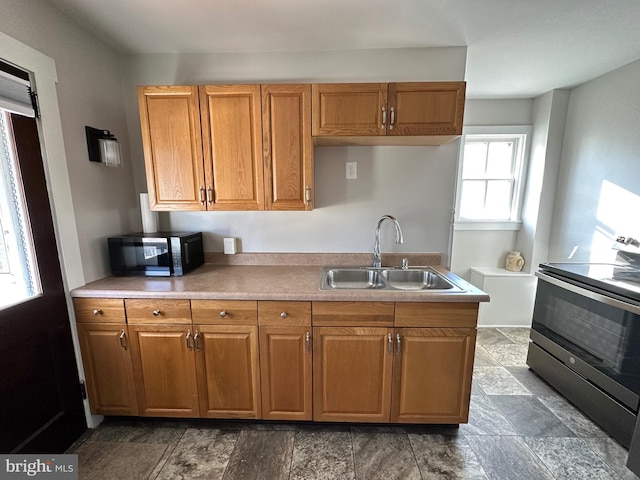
[324,268,385,289]
[381,269,454,290]
[321,267,465,292]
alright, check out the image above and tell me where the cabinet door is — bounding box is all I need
[312,83,387,136]
[388,82,465,136]
[262,85,313,210]
[195,325,261,418]
[129,325,199,417]
[391,328,476,423]
[260,326,312,420]
[77,323,138,416]
[313,327,393,422]
[200,85,264,210]
[138,86,206,211]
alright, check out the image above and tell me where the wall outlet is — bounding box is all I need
[223,237,237,254]
[346,161,357,179]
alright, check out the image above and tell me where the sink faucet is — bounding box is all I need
[373,215,404,268]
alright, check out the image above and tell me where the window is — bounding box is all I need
[455,126,531,229]
[0,110,41,309]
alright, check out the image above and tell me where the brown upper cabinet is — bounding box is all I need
[138,84,313,211]
[312,82,466,145]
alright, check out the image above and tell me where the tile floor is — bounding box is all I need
[69,328,639,480]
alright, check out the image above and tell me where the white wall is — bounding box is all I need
[0,0,139,283]
[549,58,640,262]
[122,48,467,263]
[516,90,569,272]
[449,98,533,279]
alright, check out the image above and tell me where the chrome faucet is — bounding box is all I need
[373,215,404,268]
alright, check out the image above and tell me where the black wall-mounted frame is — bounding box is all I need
[85,126,117,164]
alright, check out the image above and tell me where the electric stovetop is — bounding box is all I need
[539,262,640,303]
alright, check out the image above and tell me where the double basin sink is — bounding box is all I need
[321,266,465,292]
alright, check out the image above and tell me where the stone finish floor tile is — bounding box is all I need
[409,433,488,479]
[154,428,239,480]
[497,327,532,344]
[290,430,355,480]
[474,345,500,366]
[123,421,186,445]
[465,435,555,480]
[476,328,514,345]
[76,440,167,480]
[459,395,518,436]
[505,366,558,396]
[222,429,295,480]
[584,438,640,480]
[482,343,529,366]
[491,395,576,437]
[473,366,530,395]
[538,395,610,438]
[525,437,622,479]
[352,432,421,480]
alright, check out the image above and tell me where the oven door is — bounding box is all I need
[109,236,172,276]
[532,271,640,410]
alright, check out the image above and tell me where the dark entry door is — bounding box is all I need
[0,113,86,453]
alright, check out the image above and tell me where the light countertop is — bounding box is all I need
[71,263,490,303]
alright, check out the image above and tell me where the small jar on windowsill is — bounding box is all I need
[506,251,525,272]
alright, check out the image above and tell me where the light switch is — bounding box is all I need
[346,161,357,179]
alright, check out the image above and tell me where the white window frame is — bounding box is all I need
[454,125,532,231]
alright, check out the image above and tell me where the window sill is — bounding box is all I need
[454,221,522,231]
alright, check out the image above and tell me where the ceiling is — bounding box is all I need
[49,0,640,98]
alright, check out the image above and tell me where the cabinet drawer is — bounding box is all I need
[125,299,192,324]
[258,301,311,326]
[312,301,394,327]
[74,298,125,324]
[395,302,478,328]
[191,300,257,325]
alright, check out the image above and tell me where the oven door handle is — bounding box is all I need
[536,271,640,316]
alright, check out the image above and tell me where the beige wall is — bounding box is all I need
[0,0,139,283]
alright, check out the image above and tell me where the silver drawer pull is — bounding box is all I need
[396,333,401,355]
[219,310,227,318]
[387,333,393,353]
[185,329,193,350]
[119,329,127,349]
[152,310,161,316]
[280,312,287,318]
[193,330,200,352]
[306,332,311,353]
[93,309,102,316]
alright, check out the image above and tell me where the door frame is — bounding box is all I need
[0,32,95,426]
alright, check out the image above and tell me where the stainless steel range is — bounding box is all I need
[527,255,640,448]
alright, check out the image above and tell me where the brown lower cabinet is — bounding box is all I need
[75,298,477,424]
[196,325,261,419]
[128,324,200,417]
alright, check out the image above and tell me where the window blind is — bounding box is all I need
[0,60,35,118]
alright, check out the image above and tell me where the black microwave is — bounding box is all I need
[108,232,204,276]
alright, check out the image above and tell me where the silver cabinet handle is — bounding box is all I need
[389,107,395,130]
[207,186,214,204]
[280,312,287,318]
[199,186,205,204]
[219,310,227,318]
[306,332,311,353]
[119,329,127,349]
[387,333,393,353]
[193,330,200,352]
[381,106,387,129]
[185,329,193,350]
[93,309,102,316]
[396,333,401,355]
[305,185,311,205]
[152,310,161,316]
